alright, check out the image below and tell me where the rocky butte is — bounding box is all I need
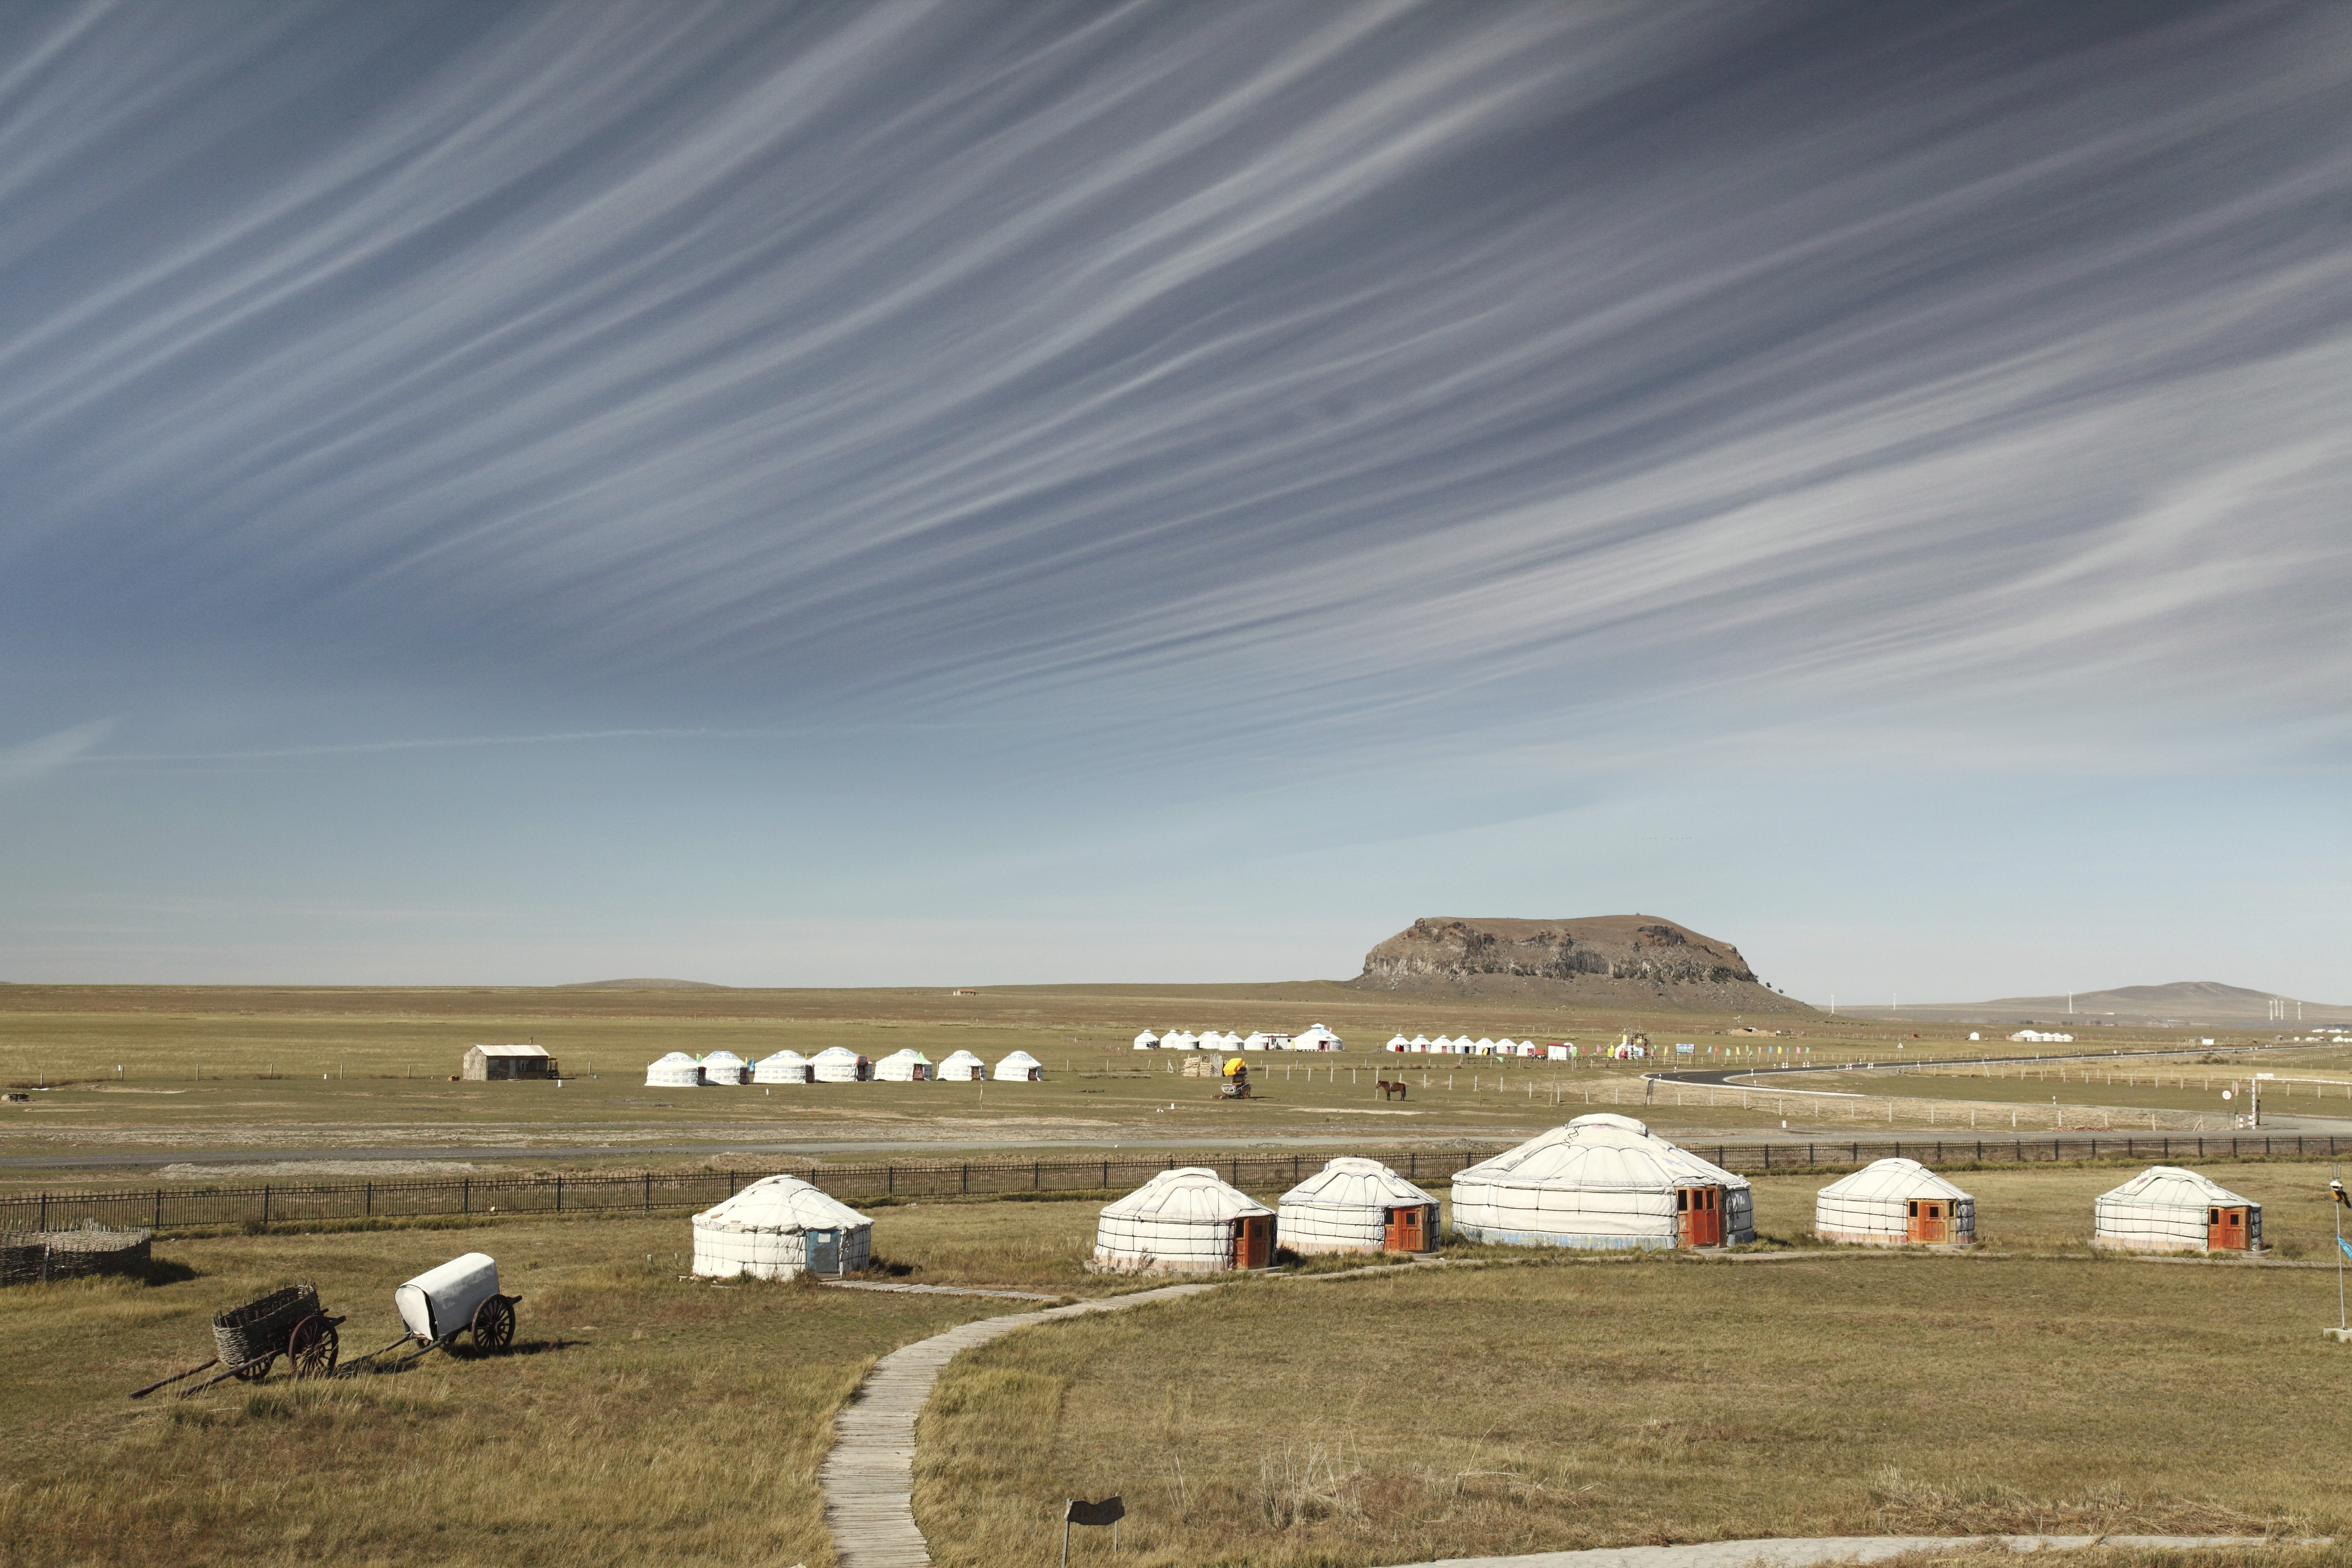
[1348,915,1810,1013]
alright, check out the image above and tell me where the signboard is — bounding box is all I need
[1675,1043,1695,1055]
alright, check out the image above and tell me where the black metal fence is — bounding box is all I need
[4,1132,2345,1236]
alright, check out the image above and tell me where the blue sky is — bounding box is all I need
[1,2,2347,1000]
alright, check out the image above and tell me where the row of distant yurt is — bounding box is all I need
[1381,1034,1553,1056]
[649,1048,1041,1086]
[1135,1025,1343,1051]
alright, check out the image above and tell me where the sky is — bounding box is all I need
[1,1,2348,1001]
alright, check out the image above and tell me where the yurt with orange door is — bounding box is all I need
[1092,1168,1275,1273]
[1277,1157,1440,1255]
[1451,1113,1753,1250]
[2094,1167,2261,1253]
[1814,1159,1974,1246]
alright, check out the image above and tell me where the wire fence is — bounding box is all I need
[4,1130,2348,1236]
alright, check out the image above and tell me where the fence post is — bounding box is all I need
[39,1192,47,1230]
[262,1186,270,1225]
[366,1181,373,1217]
[962,1164,969,1195]
[1101,1160,1109,1189]
[463,1178,470,1215]
[556,1176,562,1213]
[1033,1161,1040,1191]
[644,1174,651,1213]
[155,1188,163,1229]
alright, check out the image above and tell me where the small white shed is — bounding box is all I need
[691,1176,872,1279]
[994,1050,1042,1081]
[1278,1157,1440,1255]
[1093,1168,1275,1273]
[936,1050,986,1081]
[463,1043,556,1081]
[2094,1166,2261,1254]
[752,1050,810,1085]
[645,1052,702,1088]
[700,1050,749,1086]
[874,1049,931,1082]
[811,1047,869,1083]
[1452,1114,1754,1250]
[1815,1159,1975,1246]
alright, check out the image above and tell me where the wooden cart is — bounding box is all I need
[130,1283,343,1398]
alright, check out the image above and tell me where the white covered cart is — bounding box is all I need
[395,1251,520,1353]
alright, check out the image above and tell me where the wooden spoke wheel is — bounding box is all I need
[288,1315,340,1380]
[470,1295,515,1355]
[230,1356,274,1382]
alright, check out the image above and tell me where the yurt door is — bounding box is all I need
[807,1229,841,1277]
[1906,1199,1948,1244]
[1234,1216,1272,1269]
[1675,1187,1723,1247]
[1383,1204,1430,1252]
[2208,1206,2249,1251]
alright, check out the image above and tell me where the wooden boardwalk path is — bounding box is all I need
[819,1282,1215,1568]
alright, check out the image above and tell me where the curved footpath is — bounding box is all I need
[817,1275,2317,1568]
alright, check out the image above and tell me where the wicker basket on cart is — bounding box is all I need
[213,1284,334,1379]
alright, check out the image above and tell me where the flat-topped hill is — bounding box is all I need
[1348,914,1810,1012]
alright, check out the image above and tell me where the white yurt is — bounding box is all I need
[811,1047,869,1083]
[936,1050,986,1081]
[994,1050,1042,1081]
[1452,1113,1755,1250]
[752,1050,811,1085]
[1429,1035,1454,1054]
[1385,1034,1410,1052]
[1815,1159,1975,1246]
[645,1051,702,1088]
[874,1049,931,1082]
[1162,1030,1197,1051]
[1472,1037,1497,1054]
[1243,1031,1278,1051]
[1295,1024,1342,1051]
[1410,1034,1431,1052]
[2094,1166,2262,1253]
[1133,1030,1161,1050]
[1093,1167,1276,1273]
[1278,1157,1441,1255]
[700,1050,749,1086]
[691,1176,872,1280]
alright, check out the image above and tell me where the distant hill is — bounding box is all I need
[560,977,731,991]
[1844,980,2348,1029]
[1347,915,1810,1013]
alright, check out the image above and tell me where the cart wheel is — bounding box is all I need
[471,1295,515,1354]
[230,1356,273,1382]
[289,1315,340,1380]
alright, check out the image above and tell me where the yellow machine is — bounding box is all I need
[1217,1056,1253,1099]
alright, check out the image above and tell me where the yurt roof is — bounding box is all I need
[701,1050,747,1067]
[811,1046,863,1063]
[1101,1167,1271,1223]
[879,1048,931,1063]
[1133,1031,1159,1045]
[1818,1158,1972,1204]
[758,1049,810,1066]
[1386,1035,1409,1047]
[1410,1035,1430,1045]
[1459,1113,1749,1192]
[651,1051,698,1066]
[2099,1166,2253,1208]
[1281,1156,1436,1209]
[998,1050,1042,1066]
[694,1175,870,1233]
[939,1050,984,1067]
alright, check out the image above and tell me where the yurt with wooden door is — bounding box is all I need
[993,1050,1042,1081]
[936,1050,986,1081]
[700,1050,748,1086]
[811,1047,869,1083]
[1278,1157,1441,1255]
[691,1176,872,1280]
[874,1049,931,1082]
[1295,1024,1342,1051]
[752,1050,810,1085]
[1815,1159,1975,1246]
[1093,1167,1276,1273]
[1452,1113,1754,1250]
[2094,1166,2262,1254]
[645,1051,702,1088]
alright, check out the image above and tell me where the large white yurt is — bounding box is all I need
[994,1050,1042,1081]
[1815,1159,1975,1246]
[752,1050,810,1085]
[811,1047,869,1083]
[645,1052,702,1088]
[874,1049,931,1082]
[1133,1030,1161,1050]
[691,1176,872,1280]
[1452,1113,1755,1250]
[2094,1166,2262,1253]
[1093,1167,1276,1273]
[1278,1157,1441,1255]
[1385,1034,1410,1053]
[936,1050,986,1081]
[1295,1024,1343,1051]
[700,1050,748,1086]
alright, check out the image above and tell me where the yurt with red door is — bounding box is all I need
[1092,1168,1275,1273]
[1814,1158,1974,1246]
[1451,1113,1753,1250]
[2094,1166,2261,1254]
[1277,1157,1440,1254]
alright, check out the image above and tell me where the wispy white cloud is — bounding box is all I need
[0,720,111,784]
